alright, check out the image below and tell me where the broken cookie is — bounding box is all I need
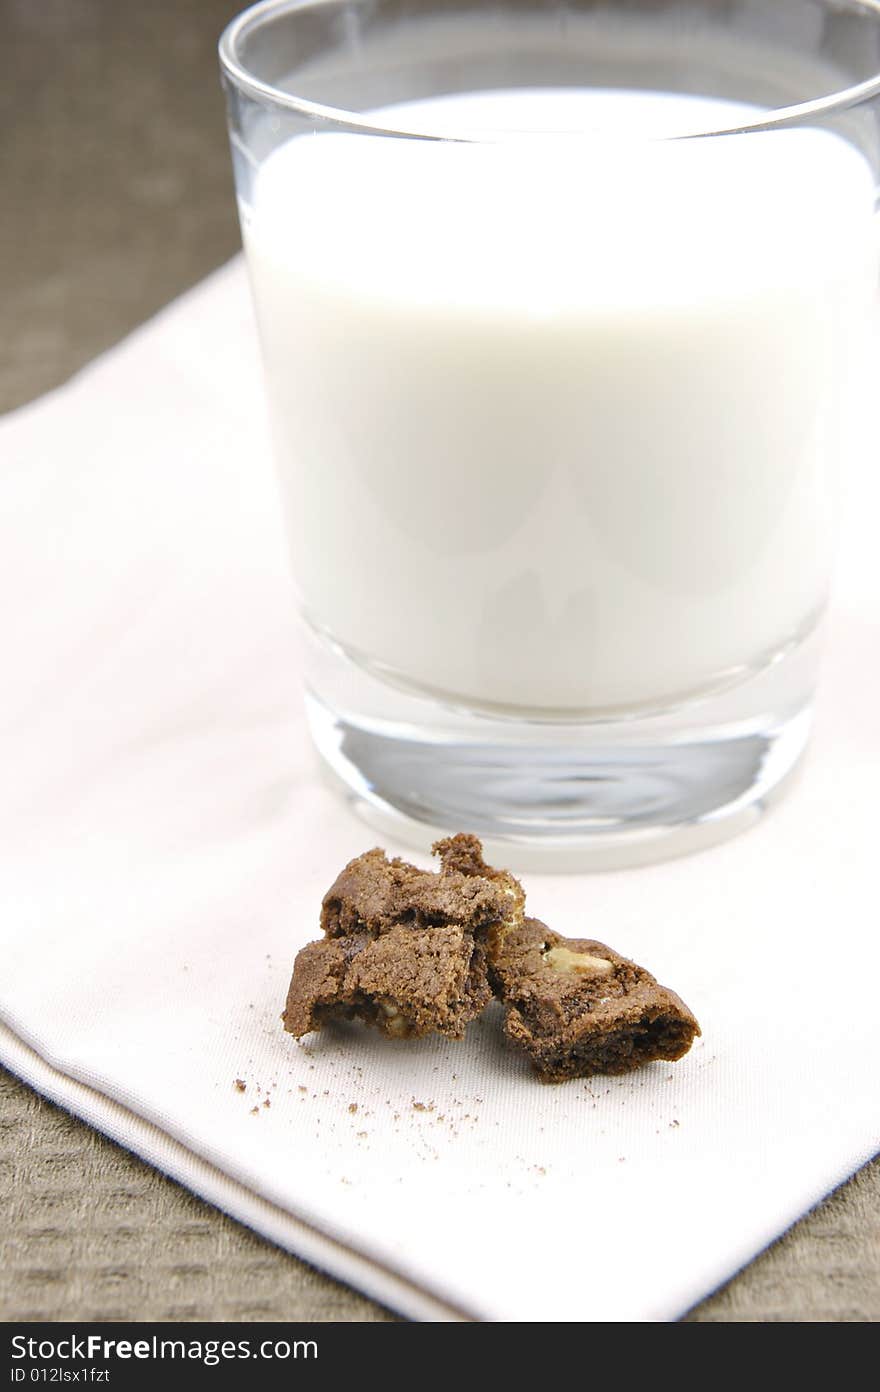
[283,923,492,1040]
[320,833,524,937]
[489,918,700,1082]
[283,834,700,1073]
[284,834,524,1041]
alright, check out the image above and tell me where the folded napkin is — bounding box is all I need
[1,261,878,1322]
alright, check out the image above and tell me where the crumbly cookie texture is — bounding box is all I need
[283,834,524,1041]
[283,836,701,1072]
[282,925,493,1040]
[320,833,524,937]
[489,918,700,1083]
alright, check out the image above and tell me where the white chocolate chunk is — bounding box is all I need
[542,945,614,976]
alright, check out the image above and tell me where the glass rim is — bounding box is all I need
[219,0,880,140]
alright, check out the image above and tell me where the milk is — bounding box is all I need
[242,90,877,715]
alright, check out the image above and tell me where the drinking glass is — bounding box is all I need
[220,0,880,868]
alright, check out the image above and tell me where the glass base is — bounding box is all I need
[303,621,820,871]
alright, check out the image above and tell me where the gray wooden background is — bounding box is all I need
[1,0,878,1322]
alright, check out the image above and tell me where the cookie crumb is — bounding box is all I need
[348,1103,358,1114]
[233,1079,246,1092]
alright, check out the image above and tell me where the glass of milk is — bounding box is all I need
[220,0,880,869]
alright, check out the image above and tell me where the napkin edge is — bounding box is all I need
[0,1019,470,1325]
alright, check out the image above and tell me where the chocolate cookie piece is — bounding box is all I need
[320,833,524,938]
[283,923,492,1040]
[490,919,700,1082]
[284,834,523,1041]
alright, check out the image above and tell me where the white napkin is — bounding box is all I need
[1,260,878,1323]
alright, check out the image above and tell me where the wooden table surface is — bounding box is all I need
[1,0,878,1323]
